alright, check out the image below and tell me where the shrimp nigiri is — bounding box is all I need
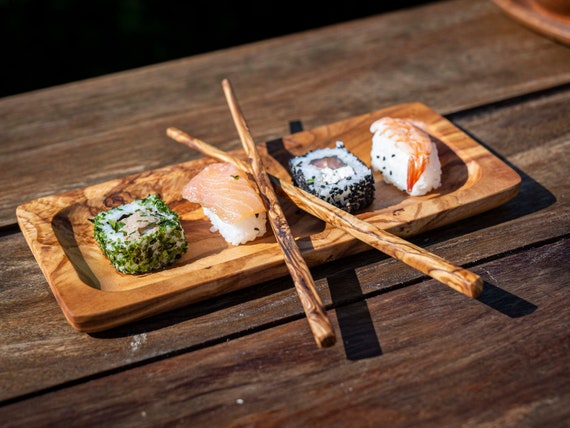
[370,117,441,196]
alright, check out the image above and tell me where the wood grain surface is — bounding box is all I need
[1,239,568,426]
[1,0,569,425]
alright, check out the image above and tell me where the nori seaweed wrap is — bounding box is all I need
[289,141,374,213]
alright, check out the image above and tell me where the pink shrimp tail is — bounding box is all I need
[407,155,428,193]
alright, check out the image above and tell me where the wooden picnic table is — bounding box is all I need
[1,0,569,426]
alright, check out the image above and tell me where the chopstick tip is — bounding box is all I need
[318,334,337,349]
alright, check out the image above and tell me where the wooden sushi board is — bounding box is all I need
[16,102,521,332]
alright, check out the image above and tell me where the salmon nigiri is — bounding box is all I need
[182,162,267,245]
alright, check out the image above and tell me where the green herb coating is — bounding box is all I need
[92,194,188,274]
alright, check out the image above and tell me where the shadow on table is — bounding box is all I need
[327,269,383,360]
[448,120,557,222]
[326,275,538,360]
[477,282,537,317]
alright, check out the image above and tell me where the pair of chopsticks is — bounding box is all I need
[167,78,483,349]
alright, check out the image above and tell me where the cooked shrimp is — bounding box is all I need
[370,117,433,193]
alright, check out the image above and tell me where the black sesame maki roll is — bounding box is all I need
[91,194,188,274]
[289,141,374,213]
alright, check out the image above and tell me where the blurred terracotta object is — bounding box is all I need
[534,0,570,15]
[493,0,570,45]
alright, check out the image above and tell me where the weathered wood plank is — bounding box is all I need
[2,239,568,427]
[1,86,568,401]
[1,0,570,227]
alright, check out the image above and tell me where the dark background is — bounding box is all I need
[0,0,436,98]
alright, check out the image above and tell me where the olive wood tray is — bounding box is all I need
[16,102,521,332]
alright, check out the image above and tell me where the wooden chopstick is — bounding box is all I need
[220,78,336,349]
[166,127,483,299]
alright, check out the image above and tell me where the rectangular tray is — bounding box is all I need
[16,102,521,332]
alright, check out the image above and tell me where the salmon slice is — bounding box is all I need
[182,162,266,224]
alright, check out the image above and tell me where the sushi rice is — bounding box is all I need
[91,194,187,274]
[203,207,267,246]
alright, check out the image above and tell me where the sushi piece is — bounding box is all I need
[181,162,267,246]
[288,140,374,213]
[370,117,441,196]
[91,194,188,274]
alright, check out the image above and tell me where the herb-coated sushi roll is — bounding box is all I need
[370,117,441,196]
[91,194,188,274]
[289,141,374,213]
